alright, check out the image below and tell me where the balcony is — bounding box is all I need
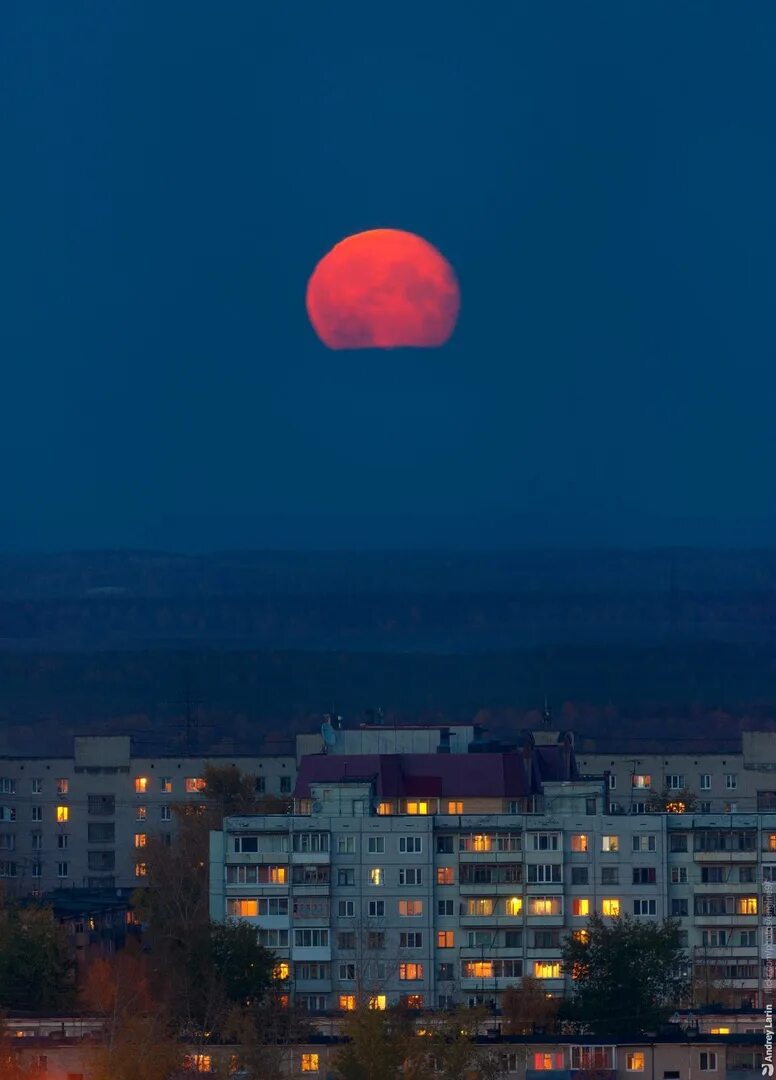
[290,946,331,962]
[459,881,524,895]
[692,945,759,957]
[693,849,756,862]
[290,850,330,864]
[293,979,332,994]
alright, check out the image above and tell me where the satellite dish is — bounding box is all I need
[312,800,323,813]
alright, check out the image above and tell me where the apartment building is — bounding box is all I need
[0,735,295,894]
[210,739,776,1013]
[578,729,776,814]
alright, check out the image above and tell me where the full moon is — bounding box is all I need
[306,228,460,349]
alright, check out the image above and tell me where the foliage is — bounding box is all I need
[80,939,154,1016]
[646,786,698,813]
[404,1007,504,1080]
[221,997,313,1080]
[132,765,277,1029]
[333,1004,416,1080]
[208,921,275,1007]
[80,942,181,1080]
[0,901,74,1010]
[501,976,560,1034]
[560,913,689,1034]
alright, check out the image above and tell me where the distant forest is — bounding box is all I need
[1,550,775,754]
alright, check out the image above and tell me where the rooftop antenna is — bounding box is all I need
[542,697,552,727]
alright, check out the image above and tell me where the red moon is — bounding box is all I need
[306,228,460,349]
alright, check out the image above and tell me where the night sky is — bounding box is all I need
[2,3,775,550]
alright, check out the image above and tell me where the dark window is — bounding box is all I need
[88,823,115,844]
[672,899,689,917]
[436,836,454,854]
[633,867,657,885]
[571,866,589,885]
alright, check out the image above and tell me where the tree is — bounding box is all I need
[646,786,698,814]
[501,976,560,1034]
[0,900,74,1010]
[333,1003,416,1080]
[132,764,278,1029]
[80,944,180,1080]
[403,1007,505,1080]
[561,914,689,1035]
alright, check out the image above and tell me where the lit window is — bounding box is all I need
[472,834,492,852]
[466,898,494,916]
[56,806,69,822]
[447,801,463,814]
[370,868,383,886]
[399,900,423,917]
[572,898,590,916]
[185,777,206,793]
[135,862,147,877]
[602,899,620,916]
[399,963,423,980]
[504,897,523,917]
[300,1053,319,1073]
[161,777,172,793]
[368,995,387,1010]
[632,774,651,788]
[572,929,589,943]
[602,835,619,852]
[437,931,454,948]
[227,899,258,917]
[134,833,147,848]
[627,1053,645,1071]
[534,1053,564,1070]
[338,995,356,1011]
[769,834,776,852]
[273,961,290,981]
[571,834,588,852]
[376,802,392,815]
[188,1056,211,1072]
[56,779,68,795]
[737,896,757,915]
[269,865,286,884]
[709,1028,730,1035]
[437,867,454,885]
[135,777,148,793]
[463,961,493,978]
[406,801,428,815]
[528,897,561,916]
[403,995,424,1009]
[534,961,561,979]
[136,806,147,821]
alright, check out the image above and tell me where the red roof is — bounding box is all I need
[294,751,539,800]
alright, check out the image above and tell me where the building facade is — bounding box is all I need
[210,742,776,1013]
[0,735,295,894]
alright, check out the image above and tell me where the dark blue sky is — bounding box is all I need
[2,2,775,550]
